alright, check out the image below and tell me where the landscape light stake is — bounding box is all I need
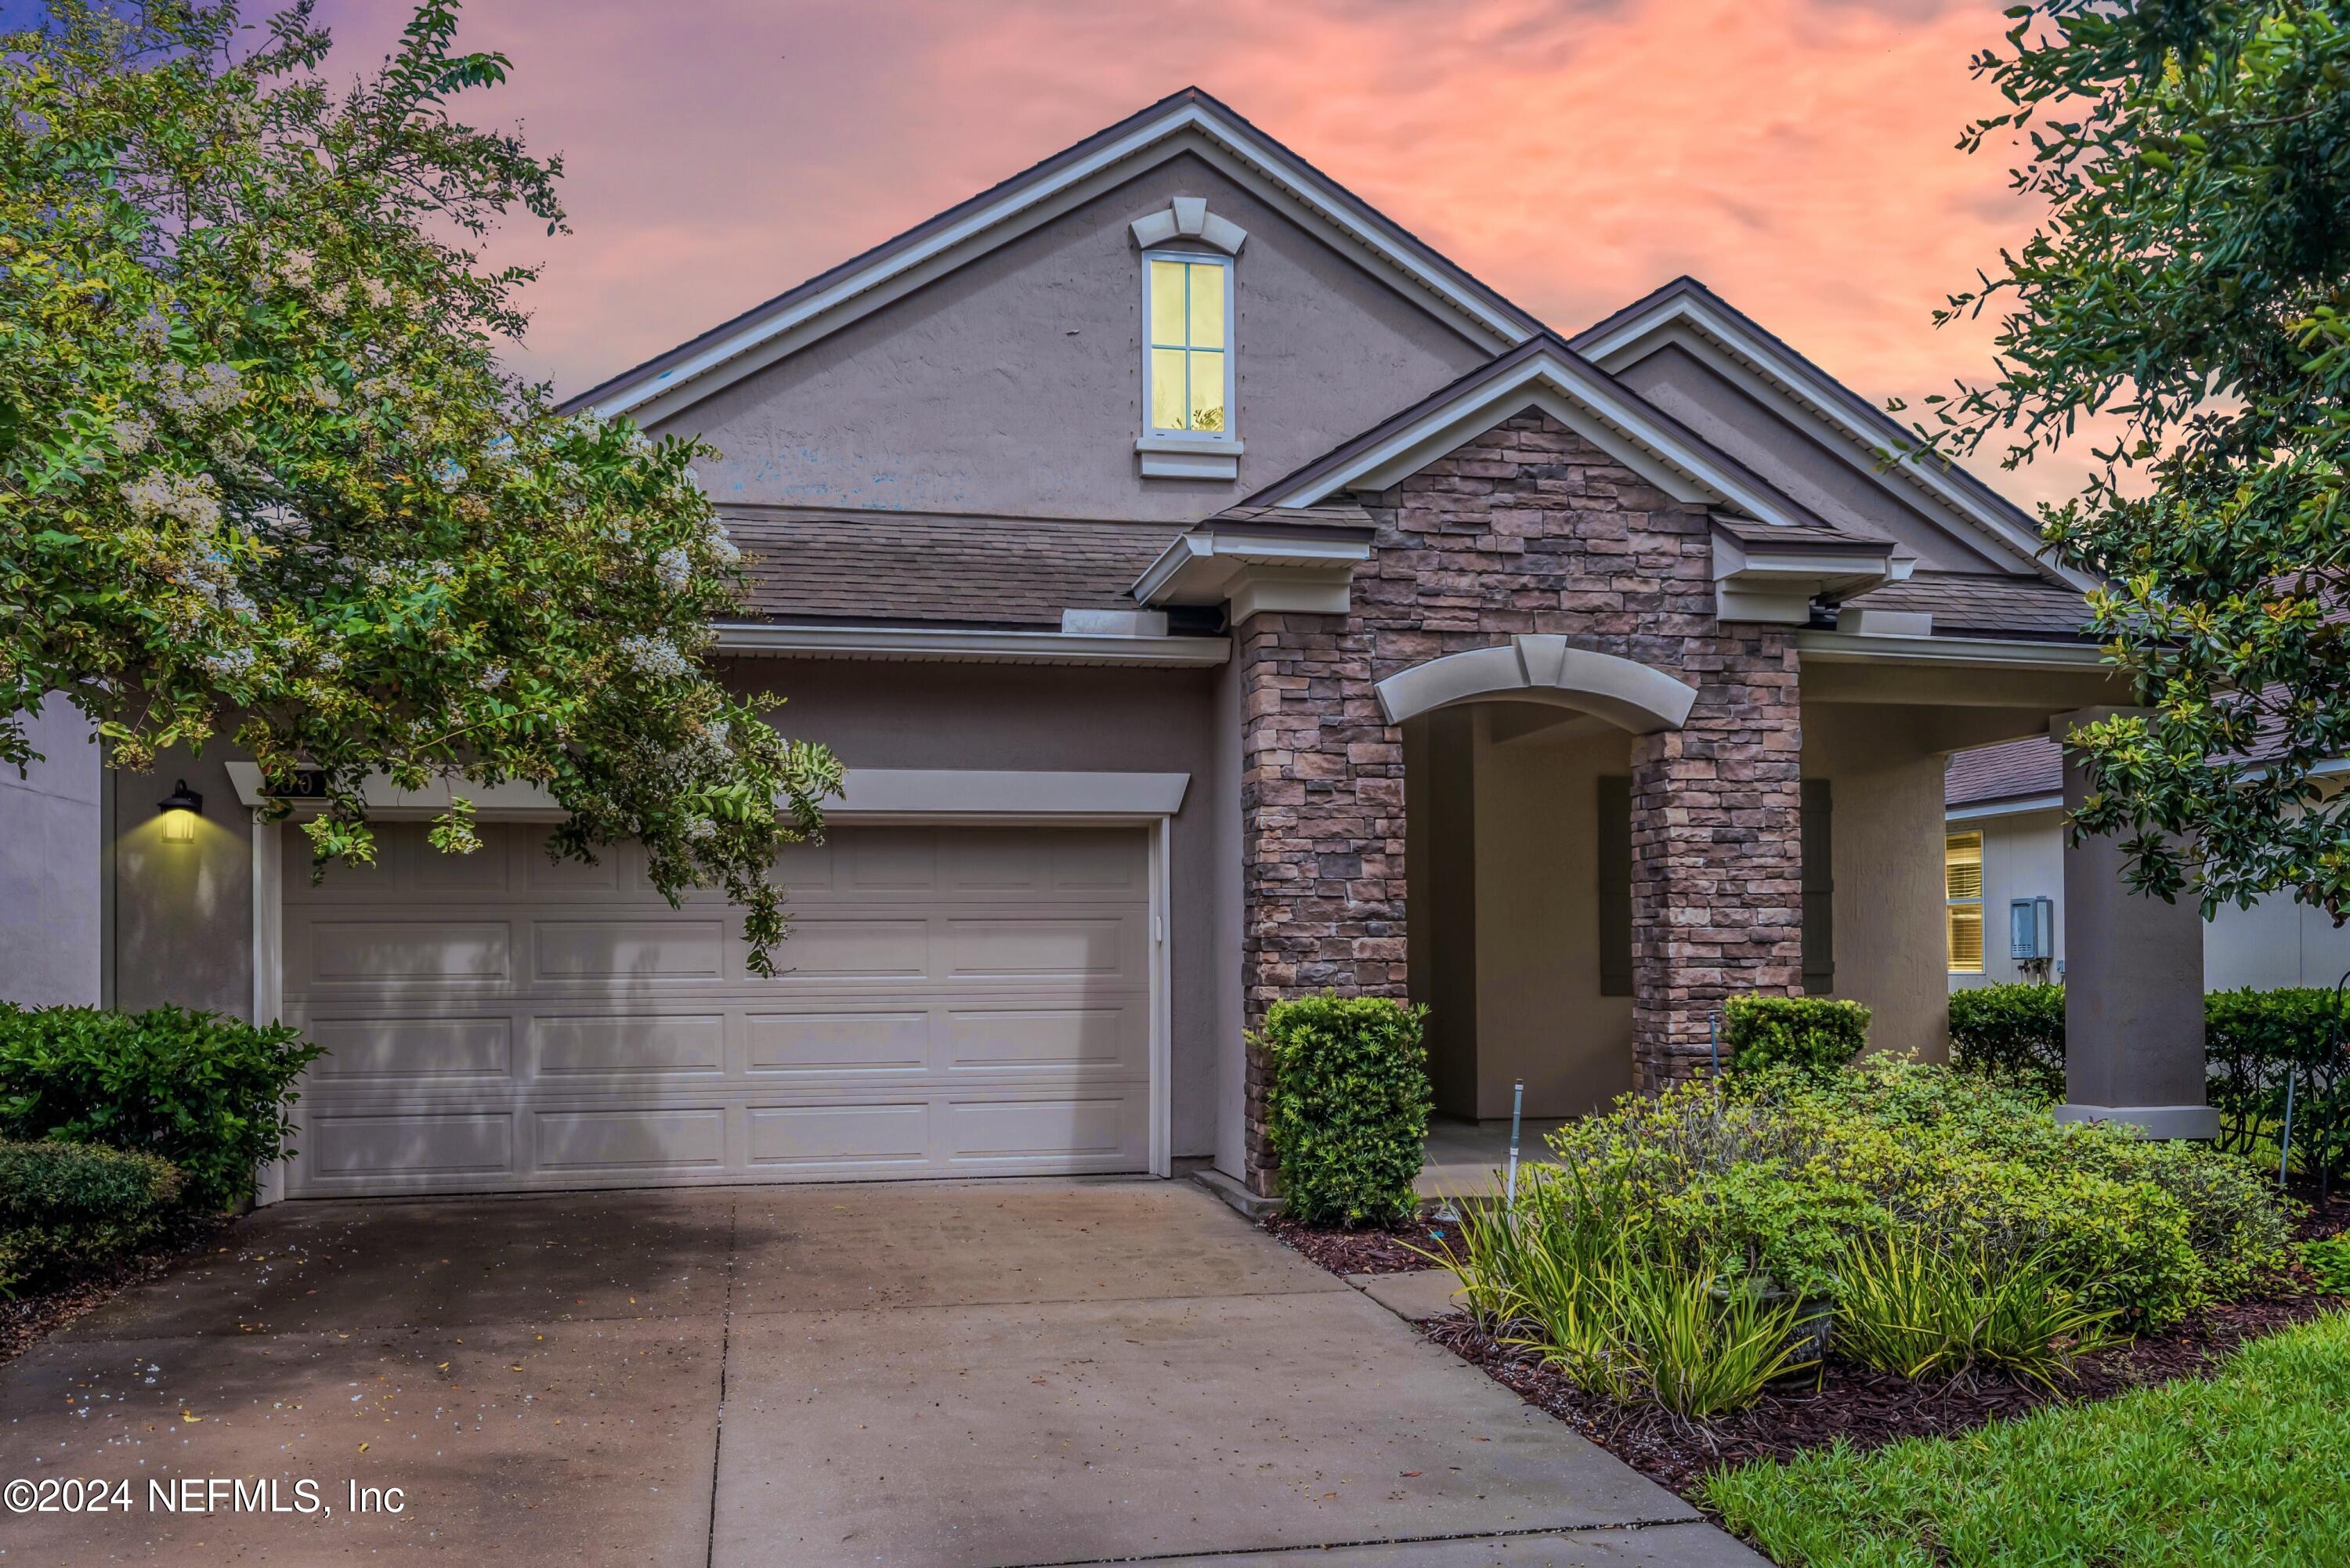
[1708,1012,1721,1078]
[2280,1068,2296,1190]
[1505,1078,1524,1206]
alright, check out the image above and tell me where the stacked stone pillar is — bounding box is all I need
[1627,640,1806,1087]
[1237,613,1407,1195]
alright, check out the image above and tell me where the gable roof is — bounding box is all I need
[571,88,1547,427]
[1244,331,1846,535]
[1571,276,2092,591]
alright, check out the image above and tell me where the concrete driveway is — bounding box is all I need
[0,1179,1762,1566]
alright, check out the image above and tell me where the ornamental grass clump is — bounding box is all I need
[1449,1057,2294,1418]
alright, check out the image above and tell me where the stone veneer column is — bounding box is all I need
[1627,632,1805,1086]
[1236,612,1407,1195]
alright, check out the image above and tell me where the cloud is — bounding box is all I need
[306,0,2082,505]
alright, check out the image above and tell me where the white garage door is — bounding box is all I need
[280,823,1154,1197]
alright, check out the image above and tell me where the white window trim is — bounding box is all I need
[1137,248,1239,478]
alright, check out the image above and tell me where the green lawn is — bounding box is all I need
[1701,1310,2350,1566]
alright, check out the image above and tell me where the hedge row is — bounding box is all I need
[1950,983,2350,1182]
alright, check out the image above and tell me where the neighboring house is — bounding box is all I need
[1947,735,2350,992]
[9,88,2214,1203]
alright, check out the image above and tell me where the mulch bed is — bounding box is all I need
[0,1214,229,1367]
[1264,1215,1458,1275]
[1423,1279,2346,1500]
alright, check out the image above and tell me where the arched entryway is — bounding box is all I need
[1387,638,1700,1123]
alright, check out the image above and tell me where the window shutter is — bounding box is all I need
[1801,779,1835,994]
[1597,776,1633,997]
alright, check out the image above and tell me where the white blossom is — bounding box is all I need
[483,432,518,467]
[477,663,508,691]
[110,414,154,454]
[201,645,257,678]
[431,457,468,491]
[120,472,222,532]
[655,547,693,590]
[684,816,718,843]
[703,517,741,565]
[358,277,394,310]
[618,634,691,680]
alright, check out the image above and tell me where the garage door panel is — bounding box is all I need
[283,824,1153,1194]
[306,1110,515,1181]
[531,1014,726,1077]
[943,1003,1142,1073]
[745,1010,929,1075]
[747,1103,929,1171]
[304,920,513,985]
[535,919,728,981]
[306,1016,514,1083]
[946,1094,1141,1165]
[533,1107,727,1173]
[764,917,928,980]
[941,916,1136,979]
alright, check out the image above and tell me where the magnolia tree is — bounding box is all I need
[0,1,839,970]
[1911,2,2350,922]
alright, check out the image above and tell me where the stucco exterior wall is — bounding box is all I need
[1954,805,2350,994]
[1471,713,1634,1118]
[729,658,1225,1158]
[0,699,103,1008]
[1802,705,1950,1060]
[660,153,1491,522]
[1611,343,2021,577]
[110,741,256,1020]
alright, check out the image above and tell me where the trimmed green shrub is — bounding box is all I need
[0,1005,321,1211]
[1721,996,1871,1078]
[0,1139,183,1297]
[1947,982,2066,1098]
[2206,986,2350,1184]
[1540,1059,2290,1329]
[1260,993,1431,1227]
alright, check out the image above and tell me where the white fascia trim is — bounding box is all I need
[227,759,1190,823]
[831,768,1188,819]
[1580,298,2093,591]
[593,105,1525,425]
[1947,793,2063,822]
[1131,530,1371,605]
[712,621,1230,666]
[224,761,562,817]
[1258,352,1808,530]
[1796,630,2113,671]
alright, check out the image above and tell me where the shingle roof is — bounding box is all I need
[1712,514,1892,555]
[1841,573,2092,638]
[725,511,1180,629]
[1947,736,2064,807]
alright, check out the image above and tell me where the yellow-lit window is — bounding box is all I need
[1946,831,1984,974]
[1144,255,1228,435]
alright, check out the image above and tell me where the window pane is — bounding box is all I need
[1148,260,1187,346]
[1948,906,1984,972]
[1187,262,1225,349]
[1188,349,1225,432]
[1945,833,1983,901]
[1150,347,1188,431]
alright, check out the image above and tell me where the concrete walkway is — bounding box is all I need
[0,1179,1763,1566]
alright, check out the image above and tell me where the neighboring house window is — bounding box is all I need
[1946,831,1985,973]
[1144,253,1231,439]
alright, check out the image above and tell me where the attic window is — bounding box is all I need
[1145,255,1230,438]
[1131,198,1245,479]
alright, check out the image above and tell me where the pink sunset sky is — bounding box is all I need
[314,1,2074,506]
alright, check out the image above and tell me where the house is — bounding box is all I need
[1947,735,2350,992]
[2,89,2222,1202]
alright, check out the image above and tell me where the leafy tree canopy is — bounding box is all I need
[0,1,840,970]
[1914,1,2350,919]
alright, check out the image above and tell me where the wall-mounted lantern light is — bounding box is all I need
[157,779,204,844]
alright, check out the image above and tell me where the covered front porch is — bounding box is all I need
[1394,627,2193,1135]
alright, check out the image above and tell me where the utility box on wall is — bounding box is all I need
[2009,895,2055,962]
